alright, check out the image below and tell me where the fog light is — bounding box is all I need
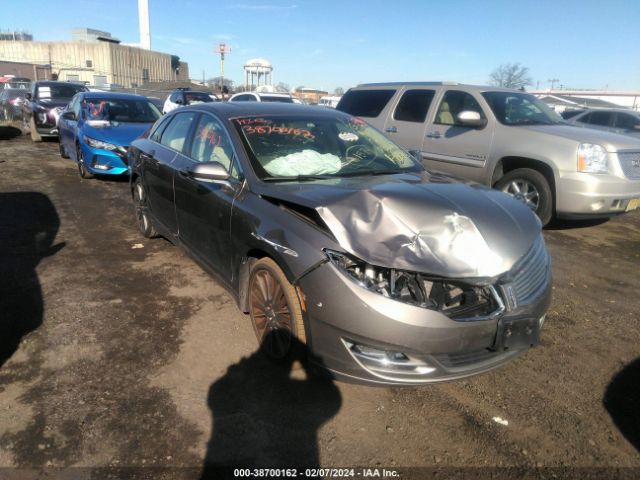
[93,164,110,170]
[343,340,436,381]
[590,200,604,211]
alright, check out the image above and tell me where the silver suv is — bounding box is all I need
[337,82,640,224]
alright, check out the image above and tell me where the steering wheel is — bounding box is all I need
[345,144,376,166]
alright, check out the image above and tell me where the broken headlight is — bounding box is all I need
[325,250,502,320]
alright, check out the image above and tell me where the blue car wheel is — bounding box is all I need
[77,145,93,179]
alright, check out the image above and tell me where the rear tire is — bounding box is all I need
[248,257,307,362]
[495,168,553,226]
[133,178,157,238]
[59,141,69,158]
[29,117,42,142]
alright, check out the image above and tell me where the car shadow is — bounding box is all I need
[545,217,610,230]
[0,126,22,140]
[0,192,64,368]
[604,357,640,452]
[201,332,342,479]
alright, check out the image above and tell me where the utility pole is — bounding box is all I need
[548,78,559,91]
[215,43,230,98]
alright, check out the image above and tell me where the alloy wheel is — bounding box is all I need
[501,179,540,211]
[134,182,149,232]
[250,268,293,359]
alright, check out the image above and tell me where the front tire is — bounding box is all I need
[248,257,306,361]
[76,145,93,179]
[133,178,157,238]
[495,168,553,226]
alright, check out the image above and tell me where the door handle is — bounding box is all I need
[426,131,441,138]
[385,126,397,133]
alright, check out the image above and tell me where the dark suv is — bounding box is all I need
[23,81,88,141]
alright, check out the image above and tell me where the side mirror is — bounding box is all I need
[408,149,422,162]
[189,162,231,182]
[25,93,32,100]
[456,110,487,128]
[62,111,76,121]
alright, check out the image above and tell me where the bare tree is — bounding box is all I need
[275,82,290,93]
[488,63,532,89]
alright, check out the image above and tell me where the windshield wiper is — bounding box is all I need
[336,169,408,177]
[262,174,337,182]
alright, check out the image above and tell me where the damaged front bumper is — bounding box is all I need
[297,237,552,385]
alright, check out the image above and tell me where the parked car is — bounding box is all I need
[228,92,295,103]
[560,109,586,120]
[23,81,88,142]
[564,108,640,138]
[337,83,640,225]
[58,92,161,178]
[128,102,551,385]
[318,95,342,108]
[0,88,27,122]
[162,88,215,114]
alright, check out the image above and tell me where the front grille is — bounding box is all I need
[432,349,503,369]
[618,151,640,180]
[509,236,550,306]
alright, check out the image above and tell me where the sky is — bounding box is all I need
[2,0,640,92]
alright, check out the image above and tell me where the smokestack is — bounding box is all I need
[138,0,151,50]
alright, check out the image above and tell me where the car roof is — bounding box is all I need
[35,81,87,87]
[574,108,639,115]
[80,91,149,101]
[354,81,522,93]
[184,101,350,119]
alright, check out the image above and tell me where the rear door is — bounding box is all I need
[421,89,493,182]
[146,110,198,234]
[382,88,436,151]
[613,112,640,136]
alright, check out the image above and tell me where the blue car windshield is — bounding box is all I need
[83,98,161,123]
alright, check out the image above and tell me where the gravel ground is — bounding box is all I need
[1,124,639,480]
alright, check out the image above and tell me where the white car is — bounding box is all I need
[163,89,215,114]
[228,92,295,103]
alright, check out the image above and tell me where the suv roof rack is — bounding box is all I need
[357,81,460,87]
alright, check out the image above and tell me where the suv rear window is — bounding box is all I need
[336,89,395,118]
[394,89,435,123]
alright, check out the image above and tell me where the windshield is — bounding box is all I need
[37,84,86,101]
[233,115,422,180]
[82,98,161,123]
[482,91,564,126]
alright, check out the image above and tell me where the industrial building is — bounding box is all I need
[0,36,189,87]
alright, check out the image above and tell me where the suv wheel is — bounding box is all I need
[495,168,552,225]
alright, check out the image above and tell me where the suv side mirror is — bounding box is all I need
[25,92,32,100]
[457,111,487,128]
[62,111,76,121]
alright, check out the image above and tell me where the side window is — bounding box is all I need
[71,95,82,117]
[614,113,640,130]
[435,90,485,126]
[576,112,592,124]
[159,112,196,152]
[169,92,180,102]
[189,114,235,172]
[587,111,613,126]
[233,95,252,102]
[394,89,435,123]
[150,115,173,143]
[336,89,396,117]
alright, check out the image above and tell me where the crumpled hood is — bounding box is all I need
[83,122,151,146]
[261,172,541,278]
[523,124,640,152]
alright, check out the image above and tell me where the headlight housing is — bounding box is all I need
[325,250,502,321]
[578,143,608,174]
[84,135,118,151]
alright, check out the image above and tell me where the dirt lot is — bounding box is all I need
[0,125,639,480]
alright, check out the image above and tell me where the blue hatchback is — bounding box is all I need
[58,92,161,178]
